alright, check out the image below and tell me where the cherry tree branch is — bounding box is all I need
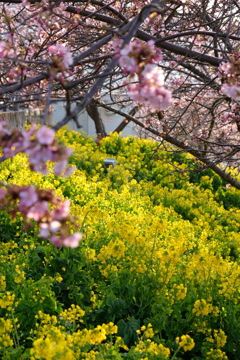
[52,0,166,131]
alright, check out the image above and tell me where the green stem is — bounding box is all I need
[11,309,20,349]
[171,345,181,360]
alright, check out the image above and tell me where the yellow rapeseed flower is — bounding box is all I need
[214,329,227,348]
[206,348,228,360]
[192,299,213,316]
[176,334,195,351]
[0,276,6,291]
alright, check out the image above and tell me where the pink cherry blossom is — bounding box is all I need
[51,200,70,220]
[48,44,73,69]
[127,69,172,111]
[63,232,82,248]
[50,235,62,248]
[221,84,240,99]
[3,146,16,158]
[0,122,74,177]
[141,64,165,86]
[36,126,55,145]
[218,56,240,100]
[0,188,6,200]
[26,201,49,221]
[19,186,38,209]
[61,50,73,69]
[39,220,61,238]
[119,46,131,57]
[13,130,32,151]
[39,223,49,238]
[50,220,61,232]
[54,160,68,176]
[218,62,232,77]
[48,45,57,55]
[0,41,8,58]
[63,166,77,178]
[152,88,173,110]
[118,56,139,74]
[0,181,81,248]
[117,41,172,111]
[0,41,15,58]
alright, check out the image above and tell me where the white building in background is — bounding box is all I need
[52,102,137,137]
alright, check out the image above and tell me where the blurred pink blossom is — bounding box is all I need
[221,84,240,99]
[26,201,49,221]
[0,41,15,58]
[0,122,74,177]
[40,220,61,238]
[51,200,70,220]
[0,188,6,200]
[63,232,82,248]
[50,235,62,248]
[54,160,68,176]
[141,64,164,86]
[36,126,55,145]
[49,44,73,69]
[19,186,38,209]
[118,56,138,74]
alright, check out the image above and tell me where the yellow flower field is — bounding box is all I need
[0,128,240,359]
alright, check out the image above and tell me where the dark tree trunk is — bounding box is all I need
[86,99,107,138]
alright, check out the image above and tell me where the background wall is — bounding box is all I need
[52,102,137,137]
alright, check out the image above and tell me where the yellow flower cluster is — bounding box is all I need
[134,339,170,358]
[192,299,219,317]
[31,322,118,360]
[98,239,127,263]
[174,283,187,300]
[176,334,195,351]
[0,292,15,311]
[0,318,14,348]
[85,248,96,261]
[30,332,75,360]
[214,330,227,348]
[60,304,85,324]
[142,323,154,339]
[33,311,58,337]
[206,349,228,360]
[0,276,6,291]
[206,329,227,349]
[14,264,26,284]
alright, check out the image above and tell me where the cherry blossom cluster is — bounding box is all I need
[220,104,240,125]
[48,44,73,72]
[0,122,75,176]
[0,38,73,78]
[0,184,82,248]
[117,39,163,74]
[218,53,240,99]
[0,40,15,59]
[116,39,173,110]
